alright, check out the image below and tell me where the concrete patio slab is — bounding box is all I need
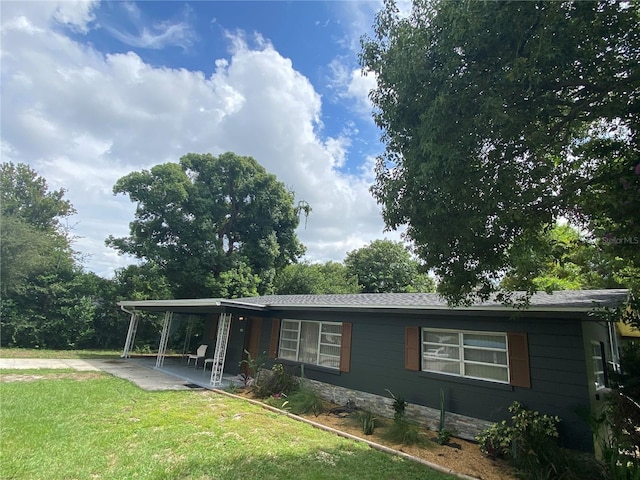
[0,357,235,392]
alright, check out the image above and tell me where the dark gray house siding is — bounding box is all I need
[234,310,604,451]
[118,290,626,453]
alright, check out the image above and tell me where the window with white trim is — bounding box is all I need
[422,329,509,383]
[591,341,606,390]
[279,320,342,369]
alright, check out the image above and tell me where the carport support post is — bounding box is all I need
[156,311,173,368]
[121,312,139,358]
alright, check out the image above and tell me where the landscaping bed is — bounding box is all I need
[231,387,515,480]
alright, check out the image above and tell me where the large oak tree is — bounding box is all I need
[107,152,305,298]
[361,0,639,304]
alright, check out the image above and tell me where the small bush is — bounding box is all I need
[285,387,325,416]
[476,401,574,480]
[383,418,424,445]
[253,363,299,398]
[359,410,376,435]
[385,389,407,422]
[436,428,452,445]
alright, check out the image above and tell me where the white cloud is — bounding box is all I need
[327,59,377,120]
[53,0,98,33]
[0,6,391,277]
[103,2,195,50]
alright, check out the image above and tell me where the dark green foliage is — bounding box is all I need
[0,162,169,351]
[1,162,75,231]
[502,224,631,293]
[239,349,266,386]
[107,152,305,298]
[382,389,424,445]
[436,389,451,445]
[253,363,299,399]
[613,341,640,402]
[361,0,640,305]
[590,392,640,480]
[386,390,407,422]
[344,240,435,293]
[0,162,97,349]
[589,342,640,480]
[359,411,376,435]
[273,261,360,294]
[382,419,423,446]
[475,402,587,480]
[283,387,325,416]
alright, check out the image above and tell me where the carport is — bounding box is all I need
[118,298,265,387]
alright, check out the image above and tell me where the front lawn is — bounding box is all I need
[0,348,122,359]
[0,371,456,479]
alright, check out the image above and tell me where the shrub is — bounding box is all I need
[285,387,325,416]
[476,401,573,479]
[383,418,424,445]
[253,363,299,398]
[588,390,640,480]
[238,349,266,386]
[385,389,407,422]
[359,410,376,435]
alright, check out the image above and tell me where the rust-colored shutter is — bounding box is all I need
[339,323,352,373]
[405,326,420,371]
[269,319,281,359]
[508,332,531,388]
[246,318,262,360]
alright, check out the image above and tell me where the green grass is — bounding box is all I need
[0,368,80,375]
[0,348,122,359]
[1,374,456,480]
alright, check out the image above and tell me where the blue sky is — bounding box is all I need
[1,0,406,278]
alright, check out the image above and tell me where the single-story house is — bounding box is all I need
[118,289,629,452]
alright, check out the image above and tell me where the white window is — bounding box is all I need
[591,341,606,390]
[422,329,509,383]
[279,320,342,369]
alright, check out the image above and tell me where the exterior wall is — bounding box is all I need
[260,310,595,451]
[223,316,246,375]
[581,320,614,457]
[303,378,493,441]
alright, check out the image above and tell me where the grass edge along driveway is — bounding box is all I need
[0,371,457,480]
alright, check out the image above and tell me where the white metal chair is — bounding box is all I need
[187,344,207,368]
[203,358,214,371]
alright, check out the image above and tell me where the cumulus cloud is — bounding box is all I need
[0,4,392,277]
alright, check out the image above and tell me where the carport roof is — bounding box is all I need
[118,289,629,315]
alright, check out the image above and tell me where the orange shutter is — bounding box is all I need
[508,332,531,388]
[269,319,281,359]
[339,323,352,373]
[405,326,420,371]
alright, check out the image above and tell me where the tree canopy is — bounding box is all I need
[361,0,640,304]
[1,162,75,232]
[501,223,631,292]
[345,239,435,293]
[107,152,305,297]
[0,163,105,349]
[274,261,360,295]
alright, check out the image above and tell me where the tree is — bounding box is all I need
[1,162,75,231]
[361,0,640,304]
[274,261,360,295]
[344,239,435,293]
[0,162,125,349]
[502,224,629,292]
[106,152,305,298]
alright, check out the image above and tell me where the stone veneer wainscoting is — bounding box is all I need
[303,378,493,441]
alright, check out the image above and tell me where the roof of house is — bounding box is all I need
[118,289,629,315]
